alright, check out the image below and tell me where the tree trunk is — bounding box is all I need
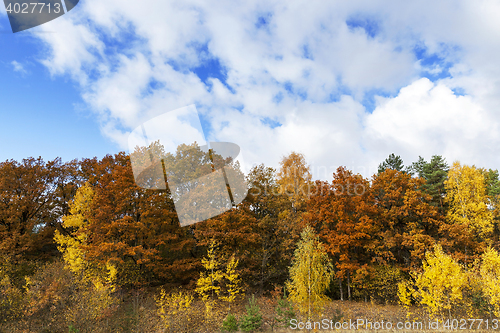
[339,278,344,301]
[347,271,351,301]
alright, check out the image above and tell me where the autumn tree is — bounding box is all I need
[58,151,199,287]
[287,226,333,320]
[277,152,312,210]
[481,169,500,246]
[478,247,500,317]
[305,166,375,301]
[398,244,468,319]
[371,169,445,272]
[196,240,223,316]
[444,162,493,263]
[243,164,298,292]
[195,240,244,315]
[0,157,81,290]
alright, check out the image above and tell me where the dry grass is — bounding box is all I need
[0,292,496,332]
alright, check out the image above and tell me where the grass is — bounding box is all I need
[1,292,497,332]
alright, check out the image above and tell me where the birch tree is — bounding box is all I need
[287,226,333,320]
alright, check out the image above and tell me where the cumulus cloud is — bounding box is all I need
[31,0,500,179]
[364,78,500,173]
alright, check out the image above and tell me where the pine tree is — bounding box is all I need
[422,155,449,214]
[378,153,405,174]
[239,295,263,332]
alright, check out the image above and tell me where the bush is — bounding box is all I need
[221,313,239,332]
[239,295,262,332]
[24,260,75,318]
[0,271,24,322]
[275,296,295,328]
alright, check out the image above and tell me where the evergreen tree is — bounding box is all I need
[422,155,449,214]
[378,153,405,174]
[407,156,427,178]
[239,295,263,332]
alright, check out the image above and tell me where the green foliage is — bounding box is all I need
[421,155,449,213]
[239,295,263,332]
[221,313,239,332]
[378,153,404,174]
[68,324,80,333]
[275,295,295,328]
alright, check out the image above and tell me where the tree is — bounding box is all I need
[239,295,263,332]
[444,162,493,259]
[398,244,468,318]
[407,156,427,178]
[371,169,445,271]
[54,182,95,279]
[378,153,405,174]
[196,239,224,315]
[194,203,261,288]
[408,155,449,214]
[277,152,312,209]
[195,240,244,313]
[480,169,500,246]
[244,164,298,292]
[0,157,77,264]
[219,255,244,309]
[305,166,375,301]
[287,226,333,320]
[478,247,500,317]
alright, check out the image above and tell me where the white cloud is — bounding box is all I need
[11,60,27,74]
[31,0,500,179]
[364,78,500,173]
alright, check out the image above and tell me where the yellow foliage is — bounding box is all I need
[54,182,117,289]
[397,281,413,309]
[195,239,244,322]
[286,226,334,320]
[54,182,94,277]
[445,162,494,239]
[479,247,500,317]
[398,244,468,318]
[53,182,119,326]
[219,255,244,305]
[196,239,224,305]
[66,279,119,325]
[155,288,193,330]
[0,270,23,322]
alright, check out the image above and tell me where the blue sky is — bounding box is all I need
[0,22,118,162]
[1,0,500,178]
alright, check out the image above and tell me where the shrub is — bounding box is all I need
[0,270,24,323]
[221,313,239,332]
[275,296,295,328]
[155,288,194,332]
[239,295,262,332]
